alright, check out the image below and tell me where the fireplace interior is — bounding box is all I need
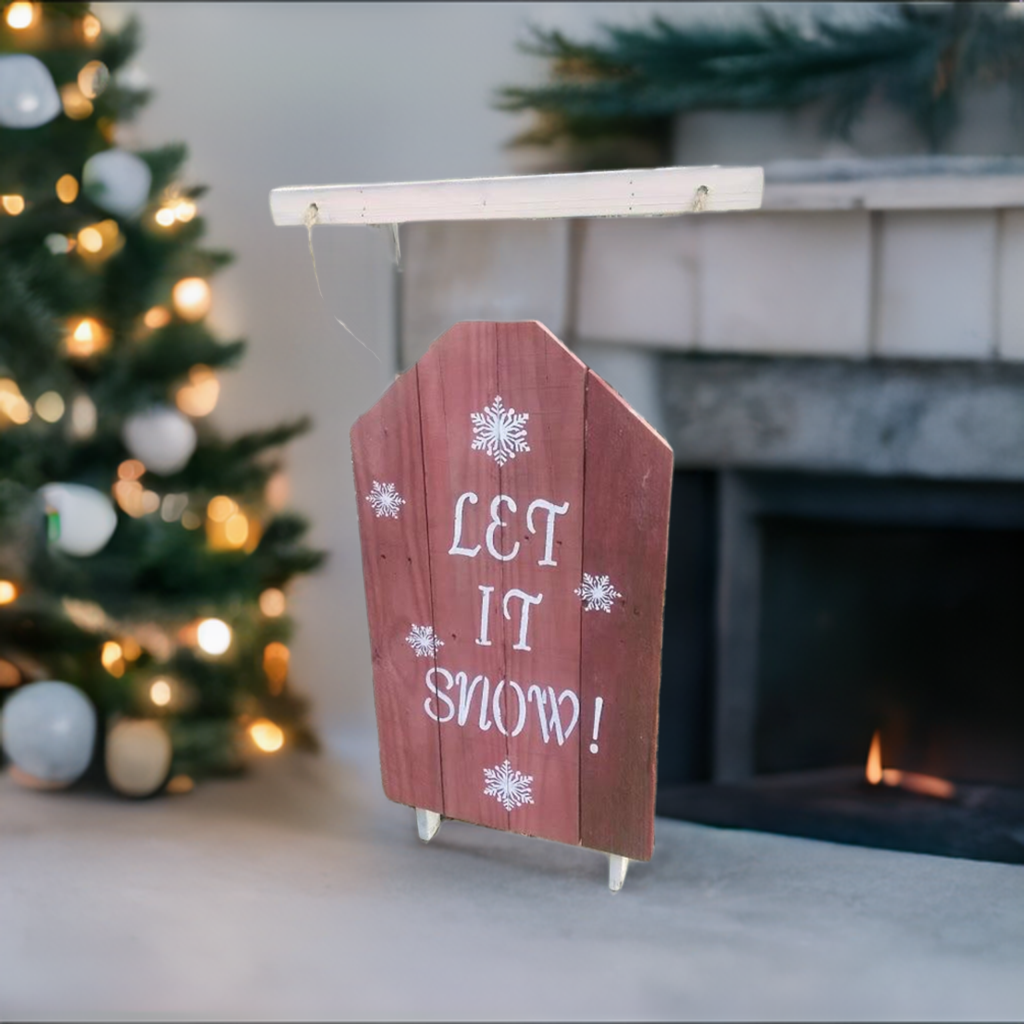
[656,469,1024,864]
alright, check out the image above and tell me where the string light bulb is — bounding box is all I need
[249,718,284,753]
[175,365,220,417]
[149,678,172,707]
[0,580,18,604]
[81,12,101,42]
[196,617,231,656]
[4,2,35,29]
[172,277,211,321]
[143,306,171,330]
[263,642,290,695]
[101,640,125,677]
[155,207,176,227]
[66,317,109,358]
[55,174,79,203]
[35,391,65,423]
[60,83,93,120]
[1,195,25,215]
[77,60,109,100]
[0,380,31,425]
[259,588,286,618]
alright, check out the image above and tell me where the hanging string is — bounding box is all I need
[304,202,382,365]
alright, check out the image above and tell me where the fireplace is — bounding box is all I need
[654,357,1024,864]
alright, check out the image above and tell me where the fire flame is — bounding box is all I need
[865,729,956,799]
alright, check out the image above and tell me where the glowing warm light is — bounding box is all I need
[865,730,883,785]
[175,365,220,417]
[77,226,103,253]
[113,477,159,518]
[181,510,202,530]
[55,174,79,203]
[259,588,286,618]
[4,2,34,29]
[101,640,125,677]
[172,277,211,321]
[66,317,109,357]
[265,472,290,510]
[0,580,18,605]
[60,83,93,120]
[81,12,101,42]
[197,617,231,656]
[166,774,194,795]
[175,200,196,222]
[2,194,25,215]
[0,380,31,426]
[160,493,189,523]
[263,642,290,695]
[34,391,65,423]
[143,305,171,330]
[77,60,109,100]
[0,659,20,687]
[149,678,172,706]
[224,512,249,547]
[249,718,285,753]
[207,495,237,523]
[70,393,97,438]
[154,207,176,228]
[118,459,145,480]
[122,637,141,661]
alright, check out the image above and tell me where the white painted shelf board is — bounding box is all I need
[269,166,764,226]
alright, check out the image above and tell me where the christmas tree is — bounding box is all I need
[0,2,322,794]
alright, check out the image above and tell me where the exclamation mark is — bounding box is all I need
[589,697,604,754]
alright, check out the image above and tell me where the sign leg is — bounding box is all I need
[608,854,630,892]
[416,808,442,842]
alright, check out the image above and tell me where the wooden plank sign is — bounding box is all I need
[351,321,673,872]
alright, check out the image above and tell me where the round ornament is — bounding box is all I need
[122,406,197,475]
[82,148,152,218]
[0,55,61,129]
[39,482,118,557]
[2,681,97,787]
[105,719,173,798]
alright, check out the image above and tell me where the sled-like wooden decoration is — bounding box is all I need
[351,321,673,862]
[270,166,763,226]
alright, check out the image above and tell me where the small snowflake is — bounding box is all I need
[470,395,530,467]
[366,481,406,519]
[575,573,623,613]
[483,759,534,811]
[405,624,444,658]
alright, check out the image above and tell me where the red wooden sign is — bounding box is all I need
[350,321,672,862]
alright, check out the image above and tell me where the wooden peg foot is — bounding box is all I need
[416,808,441,842]
[608,854,629,892]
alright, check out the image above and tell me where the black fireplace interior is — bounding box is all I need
[656,469,1024,864]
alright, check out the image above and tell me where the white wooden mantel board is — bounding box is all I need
[269,166,764,226]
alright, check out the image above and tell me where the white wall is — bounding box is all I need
[110,1,686,743]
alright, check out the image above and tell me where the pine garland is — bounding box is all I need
[498,2,1024,169]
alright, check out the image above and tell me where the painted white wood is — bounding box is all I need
[701,212,872,357]
[416,808,441,843]
[270,166,764,226]
[608,854,630,892]
[876,211,997,360]
[763,174,1024,212]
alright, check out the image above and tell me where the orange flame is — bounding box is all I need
[866,730,883,785]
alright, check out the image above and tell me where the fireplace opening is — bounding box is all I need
[656,470,1024,864]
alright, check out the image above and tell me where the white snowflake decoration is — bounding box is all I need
[365,480,406,519]
[575,573,623,613]
[405,624,444,658]
[483,759,535,811]
[470,395,530,467]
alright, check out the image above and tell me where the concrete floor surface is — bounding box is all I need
[2,738,1023,1021]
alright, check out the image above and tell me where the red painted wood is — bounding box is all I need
[416,323,508,831]
[350,370,442,811]
[579,371,673,861]
[497,323,586,845]
[353,321,672,859]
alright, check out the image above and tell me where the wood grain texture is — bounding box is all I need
[579,372,674,861]
[416,323,508,831]
[270,166,764,226]
[350,370,441,811]
[353,321,673,859]
[497,322,586,845]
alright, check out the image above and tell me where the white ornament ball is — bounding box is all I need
[123,406,197,475]
[105,719,173,798]
[2,681,97,787]
[39,482,118,557]
[0,55,61,129]
[82,148,153,218]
